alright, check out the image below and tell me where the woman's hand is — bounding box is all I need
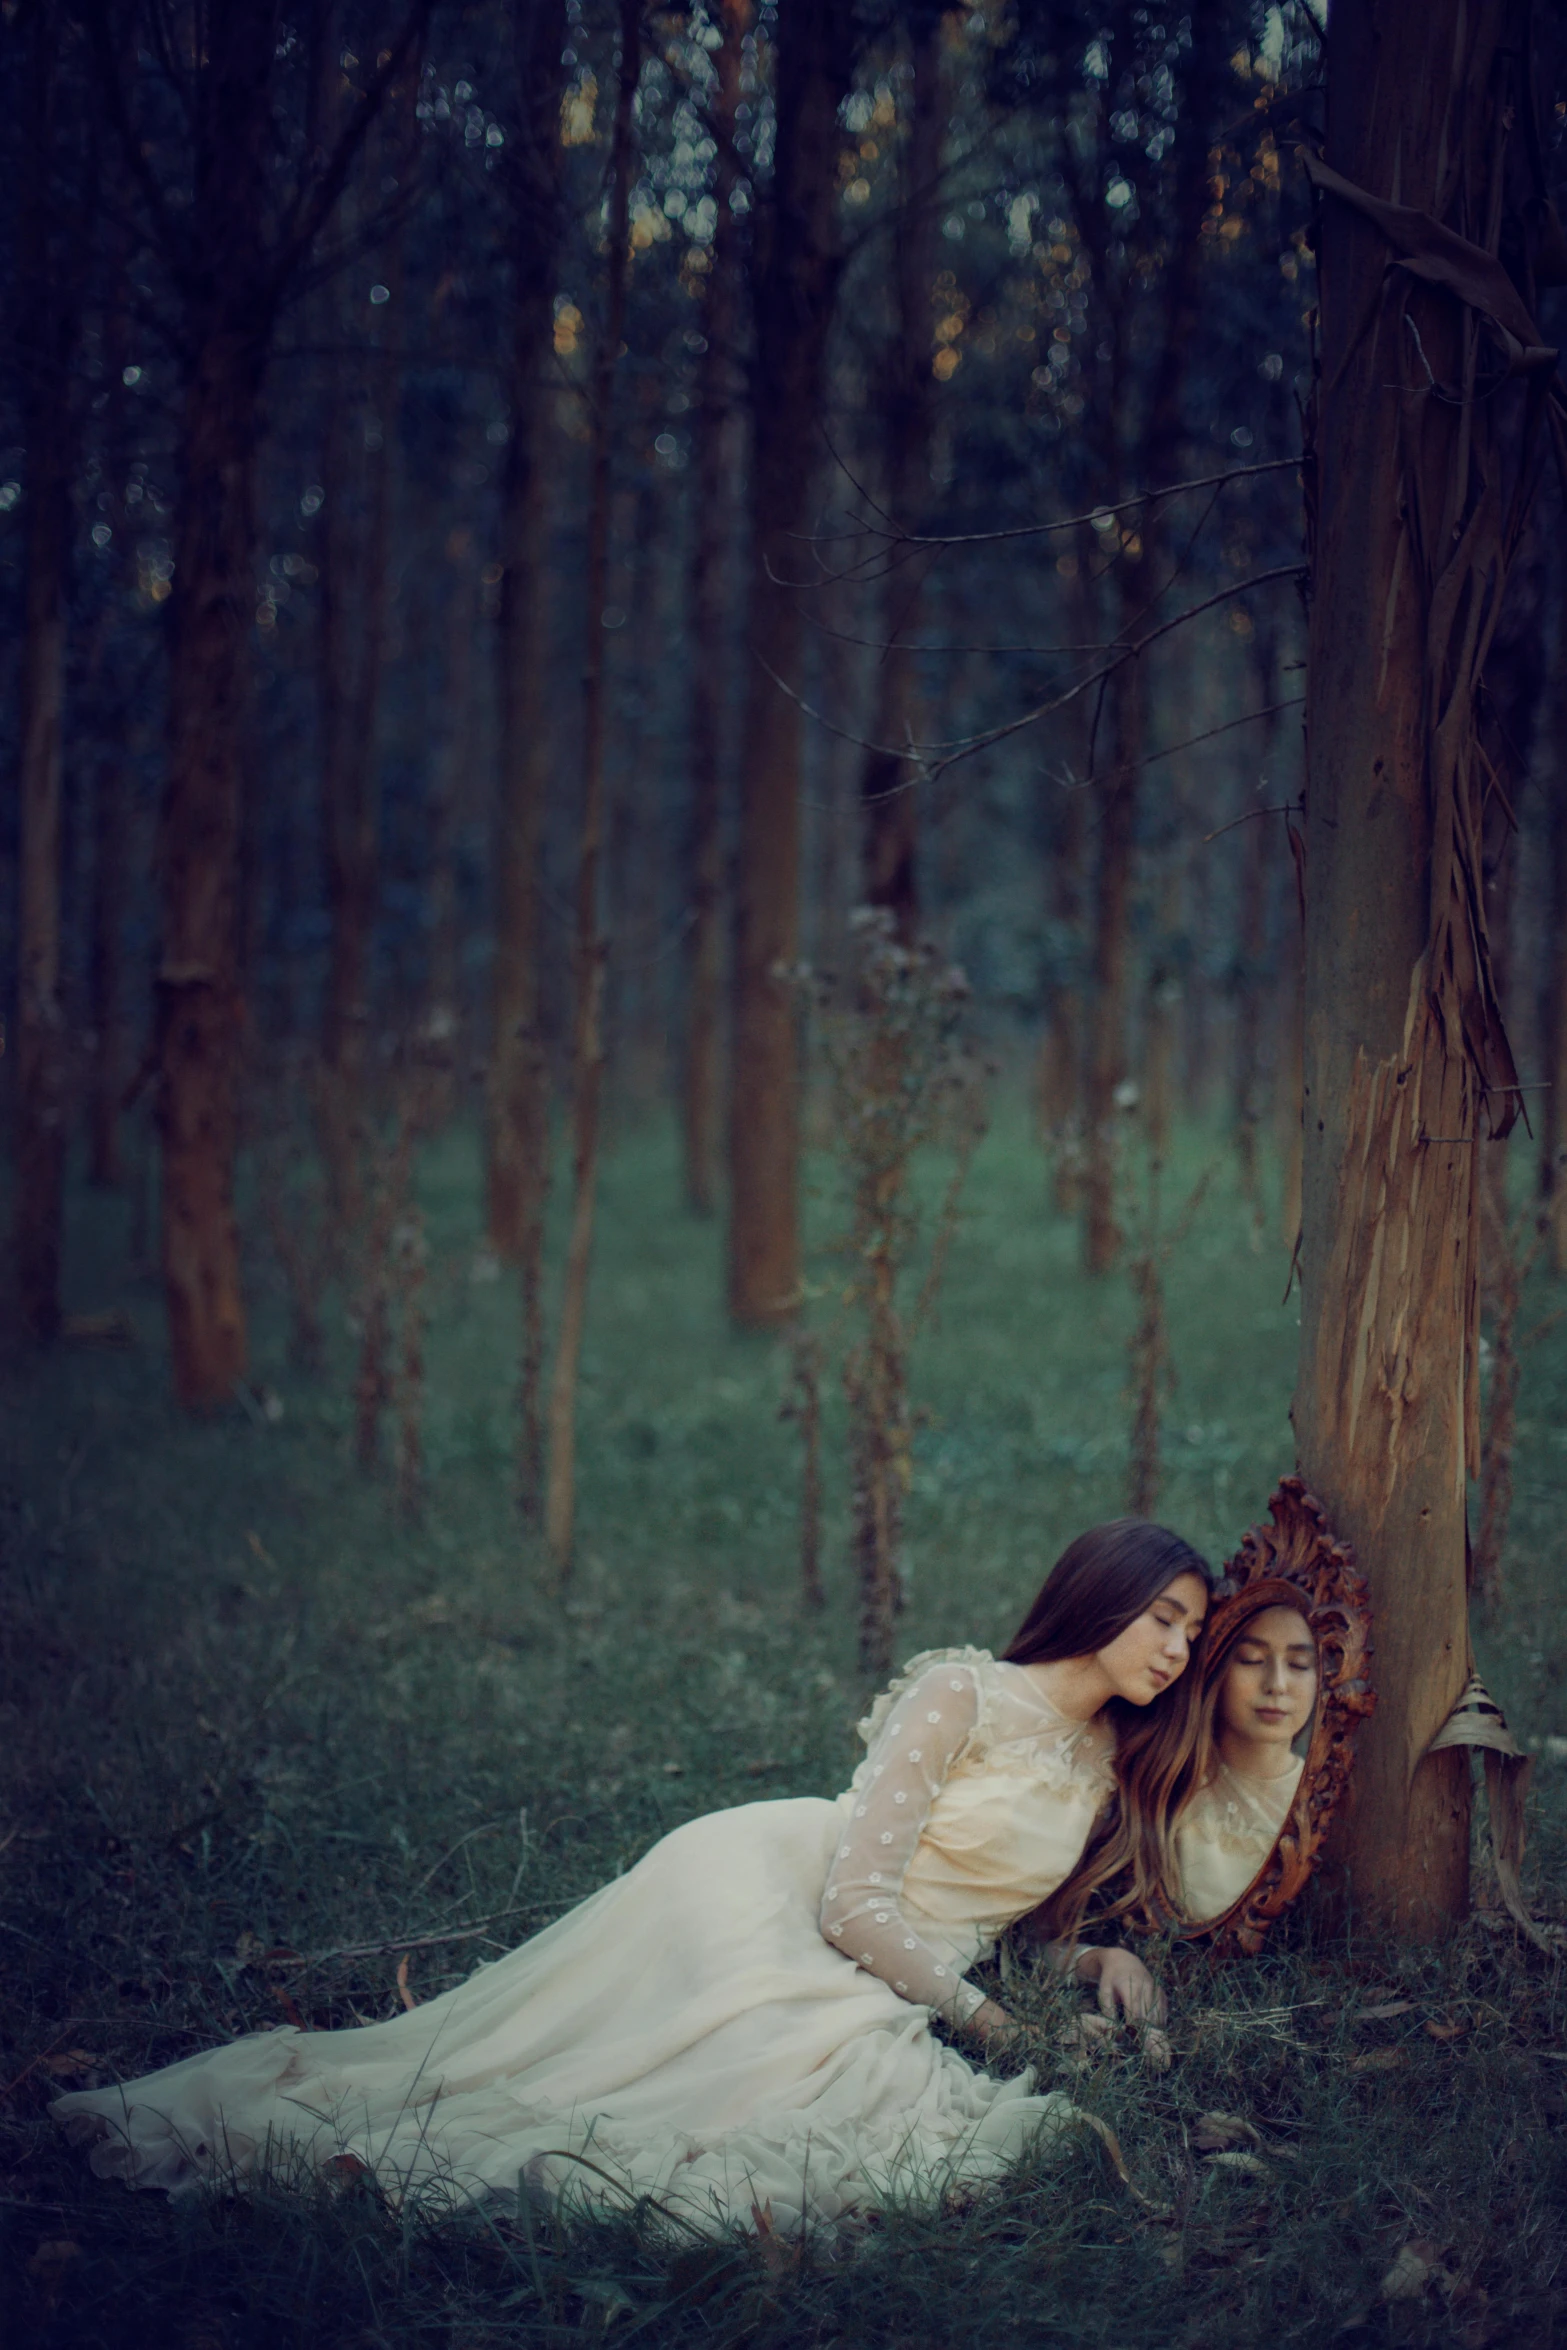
[963,1997,1022,2048]
[1073,1945,1167,2026]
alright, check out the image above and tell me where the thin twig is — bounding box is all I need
[264,1908,542,1970]
[852,458,1300,551]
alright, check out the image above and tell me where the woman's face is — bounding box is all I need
[1218,1606,1317,1748]
[1095,1571,1208,1706]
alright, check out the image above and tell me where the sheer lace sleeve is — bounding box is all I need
[819,1662,986,2021]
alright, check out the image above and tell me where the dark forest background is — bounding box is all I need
[9,5,1567,2339]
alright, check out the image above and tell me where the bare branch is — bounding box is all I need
[856,459,1301,552]
[271,2,434,296]
[776,571,1308,802]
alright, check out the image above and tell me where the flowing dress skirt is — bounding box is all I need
[53,1798,1076,2233]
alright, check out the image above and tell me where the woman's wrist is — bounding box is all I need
[964,1996,1013,2040]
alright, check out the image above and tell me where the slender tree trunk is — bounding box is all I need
[1037,542,1093,1208]
[88,751,127,1190]
[681,0,745,1218]
[321,193,402,1182]
[543,0,637,1575]
[1544,736,1567,1268]
[14,0,73,1344]
[1296,0,1533,1934]
[88,207,134,1190]
[160,322,268,1404]
[728,0,854,1326]
[858,6,942,939]
[1234,638,1282,1229]
[424,528,476,1119]
[1081,590,1142,1274]
[488,0,567,1518]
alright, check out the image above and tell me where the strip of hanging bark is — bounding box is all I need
[542,0,639,1581]
[1300,152,1558,372]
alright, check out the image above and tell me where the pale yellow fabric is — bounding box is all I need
[822,1648,1116,2018]
[1174,1754,1303,1925]
[52,1648,1114,2235]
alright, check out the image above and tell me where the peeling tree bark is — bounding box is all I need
[1296,0,1538,1934]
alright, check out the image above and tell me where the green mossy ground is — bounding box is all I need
[5,1105,1567,2346]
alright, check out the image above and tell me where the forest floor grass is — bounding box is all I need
[5,1099,1567,2346]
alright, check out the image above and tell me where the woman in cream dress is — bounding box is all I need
[1173,1592,1317,1926]
[55,1521,1210,2235]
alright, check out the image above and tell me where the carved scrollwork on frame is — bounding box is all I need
[1179,1476,1375,1956]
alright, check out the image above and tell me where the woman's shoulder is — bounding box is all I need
[1182,1753,1303,1843]
[854,1647,997,1750]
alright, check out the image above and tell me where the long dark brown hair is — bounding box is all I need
[1177,1578,1318,1824]
[1005,1519,1212,1942]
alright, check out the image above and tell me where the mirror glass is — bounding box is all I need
[1165,1477,1375,1955]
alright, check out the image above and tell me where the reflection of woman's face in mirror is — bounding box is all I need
[1215,1605,1317,1779]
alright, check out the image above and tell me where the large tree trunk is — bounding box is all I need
[727,0,854,1327]
[680,0,745,1219]
[1296,0,1533,1934]
[542,0,637,1575]
[858,6,942,939]
[487,0,567,1518]
[14,0,73,1345]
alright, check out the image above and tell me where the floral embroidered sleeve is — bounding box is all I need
[818,1663,985,2021]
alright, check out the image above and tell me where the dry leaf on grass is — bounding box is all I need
[1206,2150,1271,2178]
[1425,2015,1469,2042]
[27,2239,82,2316]
[38,2049,102,2080]
[396,1954,418,2012]
[1348,2048,1408,2073]
[749,2201,800,2277]
[1380,2240,1442,2302]
[1067,2111,1172,2217]
[1192,2112,1264,2153]
[1357,2000,1415,2021]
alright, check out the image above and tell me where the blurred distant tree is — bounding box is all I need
[317,85,418,1211]
[727,0,858,1328]
[14,0,81,1345]
[681,0,746,1220]
[1041,4,1237,1274]
[86,0,429,1406]
[544,0,640,1575]
[857,1,944,942]
[487,0,568,1515]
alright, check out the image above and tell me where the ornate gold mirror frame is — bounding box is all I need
[1179,1476,1376,1955]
